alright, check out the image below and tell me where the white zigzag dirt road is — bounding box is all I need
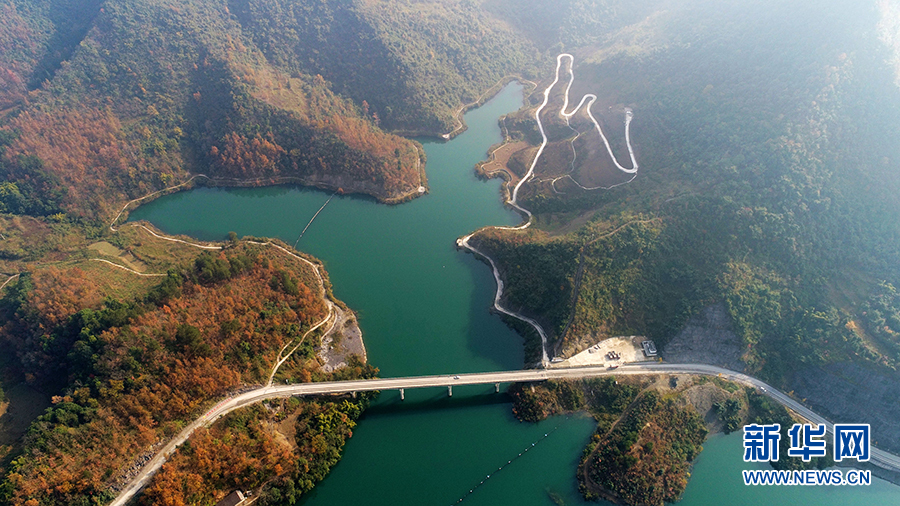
[98,54,900,506]
[103,54,900,506]
[458,53,639,366]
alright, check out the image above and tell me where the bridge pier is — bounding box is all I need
[448,385,453,397]
[351,391,357,399]
[399,388,405,401]
[495,383,500,393]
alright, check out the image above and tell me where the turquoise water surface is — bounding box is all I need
[130,83,900,505]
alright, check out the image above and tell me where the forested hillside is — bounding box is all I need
[230,0,543,133]
[0,0,433,220]
[4,0,900,503]
[473,0,900,395]
[0,2,567,504]
[0,233,372,506]
[2,0,641,222]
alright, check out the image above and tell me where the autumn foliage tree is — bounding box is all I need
[210,133,286,179]
[0,244,341,506]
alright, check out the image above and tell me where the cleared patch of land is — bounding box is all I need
[550,335,650,367]
[88,241,150,273]
[477,140,530,186]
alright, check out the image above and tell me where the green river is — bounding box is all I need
[130,83,900,505]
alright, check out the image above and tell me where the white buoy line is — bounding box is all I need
[106,174,341,387]
[450,420,566,504]
[459,54,639,367]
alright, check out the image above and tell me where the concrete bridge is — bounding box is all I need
[110,362,900,506]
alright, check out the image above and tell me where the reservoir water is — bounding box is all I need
[129,83,900,505]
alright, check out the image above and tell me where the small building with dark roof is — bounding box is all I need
[215,491,246,506]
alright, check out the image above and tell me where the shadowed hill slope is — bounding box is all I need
[0,0,428,220]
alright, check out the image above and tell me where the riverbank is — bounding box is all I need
[0,180,372,506]
[455,54,645,367]
[390,75,539,142]
[97,82,531,506]
[109,170,430,232]
[510,371,872,506]
[105,80,900,505]
[510,374,707,505]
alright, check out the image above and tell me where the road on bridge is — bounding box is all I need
[110,362,900,506]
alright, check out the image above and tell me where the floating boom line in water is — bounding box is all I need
[450,419,567,504]
[295,191,337,248]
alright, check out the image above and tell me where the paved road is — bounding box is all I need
[110,362,900,505]
[629,364,900,472]
[458,53,643,365]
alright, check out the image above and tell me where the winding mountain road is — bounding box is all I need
[456,56,571,364]
[557,55,637,172]
[108,362,900,505]
[105,55,900,506]
[458,53,640,364]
